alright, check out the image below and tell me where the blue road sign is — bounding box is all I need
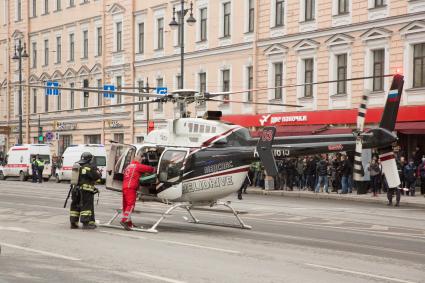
[45,81,60,96]
[156,87,168,95]
[103,85,115,98]
[45,131,54,141]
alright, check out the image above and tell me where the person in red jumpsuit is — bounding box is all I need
[120,155,155,230]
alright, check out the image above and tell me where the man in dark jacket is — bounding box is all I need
[285,159,296,191]
[69,152,101,229]
[31,157,38,183]
[306,157,316,191]
[315,155,329,193]
[403,159,417,196]
[340,154,352,194]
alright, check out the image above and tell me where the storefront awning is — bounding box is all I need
[395,122,425,135]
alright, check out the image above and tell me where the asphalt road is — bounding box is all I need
[0,180,424,283]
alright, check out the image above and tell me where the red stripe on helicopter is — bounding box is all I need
[4,164,29,168]
[379,153,395,162]
[186,166,249,182]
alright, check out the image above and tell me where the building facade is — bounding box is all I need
[0,0,425,155]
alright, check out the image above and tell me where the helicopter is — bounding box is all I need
[22,74,404,233]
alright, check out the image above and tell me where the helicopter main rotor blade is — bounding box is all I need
[18,84,164,99]
[205,98,303,108]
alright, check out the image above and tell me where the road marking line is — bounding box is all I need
[131,271,186,283]
[305,263,417,283]
[99,230,240,254]
[0,226,31,233]
[0,242,81,261]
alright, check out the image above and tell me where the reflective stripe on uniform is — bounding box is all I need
[81,184,95,191]
[70,211,80,217]
[81,167,91,175]
[80,210,92,216]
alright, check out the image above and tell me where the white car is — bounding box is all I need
[0,144,52,181]
[55,144,107,183]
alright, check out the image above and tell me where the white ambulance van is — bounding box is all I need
[55,144,107,183]
[0,144,52,181]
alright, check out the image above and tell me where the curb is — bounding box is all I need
[247,188,425,209]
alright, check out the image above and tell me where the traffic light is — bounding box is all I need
[38,126,43,143]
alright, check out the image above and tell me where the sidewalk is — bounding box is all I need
[246,186,425,209]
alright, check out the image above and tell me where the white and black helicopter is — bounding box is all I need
[25,74,404,233]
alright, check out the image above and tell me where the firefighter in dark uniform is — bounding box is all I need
[70,152,101,229]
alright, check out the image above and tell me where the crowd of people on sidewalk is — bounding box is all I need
[248,146,425,200]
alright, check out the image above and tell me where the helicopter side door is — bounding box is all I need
[106,143,136,192]
[156,148,189,200]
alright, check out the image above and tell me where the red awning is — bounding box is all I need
[395,122,425,135]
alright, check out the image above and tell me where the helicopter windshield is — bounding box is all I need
[158,150,187,183]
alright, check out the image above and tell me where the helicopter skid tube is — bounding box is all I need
[186,201,252,230]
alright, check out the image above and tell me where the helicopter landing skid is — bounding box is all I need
[98,209,159,233]
[186,201,252,230]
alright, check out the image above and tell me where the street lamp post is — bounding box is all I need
[169,1,196,118]
[12,39,29,145]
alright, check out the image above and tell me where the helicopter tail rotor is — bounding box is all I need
[353,92,369,182]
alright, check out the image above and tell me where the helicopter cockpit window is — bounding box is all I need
[158,150,186,183]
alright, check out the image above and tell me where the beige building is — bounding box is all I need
[0,0,425,154]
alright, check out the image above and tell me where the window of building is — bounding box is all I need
[44,0,49,14]
[97,79,102,106]
[69,0,75,7]
[83,30,88,58]
[32,0,37,17]
[32,88,37,113]
[305,0,315,21]
[222,69,230,101]
[116,76,122,104]
[247,66,253,101]
[56,0,61,11]
[413,43,425,88]
[113,133,124,144]
[223,2,231,37]
[374,0,384,8]
[372,49,384,91]
[69,33,74,61]
[70,82,75,109]
[137,80,144,112]
[84,134,101,144]
[16,0,22,21]
[156,78,163,111]
[275,0,284,26]
[157,18,164,50]
[304,58,313,97]
[337,54,347,94]
[200,8,207,41]
[83,79,89,108]
[96,27,102,56]
[45,93,49,112]
[199,72,206,107]
[138,23,144,54]
[56,36,61,64]
[57,88,61,111]
[248,0,255,32]
[31,42,37,68]
[44,39,49,66]
[338,0,349,14]
[116,22,122,52]
[274,63,283,99]
[59,135,72,156]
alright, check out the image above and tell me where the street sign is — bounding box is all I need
[45,131,54,141]
[103,85,115,98]
[45,81,60,96]
[156,87,168,95]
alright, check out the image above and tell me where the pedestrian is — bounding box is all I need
[238,176,250,200]
[413,146,424,167]
[331,154,342,192]
[340,154,352,194]
[121,155,155,230]
[295,158,304,190]
[397,156,407,194]
[403,159,417,196]
[51,153,59,177]
[385,174,401,207]
[31,156,38,183]
[306,156,316,191]
[369,158,381,197]
[35,155,45,183]
[69,152,101,229]
[286,158,296,191]
[418,157,425,195]
[315,155,329,193]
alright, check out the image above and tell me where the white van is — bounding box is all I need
[55,144,107,183]
[0,144,52,181]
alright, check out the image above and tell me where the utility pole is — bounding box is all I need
[12,39,29,145]
[169,1,196,118]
